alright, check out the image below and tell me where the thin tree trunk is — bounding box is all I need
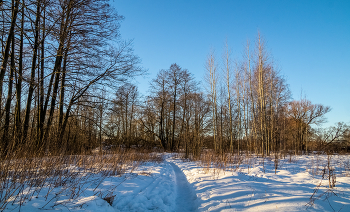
[0,0,20,117]
[247,42,258,155]
[2,34,15,156]
[14,0,24,145]
[38,3,45,147]
[43,0,73,148]
[236,67,241,155]
[208,54,217,152]
[258,35,267,157]
[172,83,176,151]
[22,0,41,142]
[58,37,70,130]
[225,43,234,153]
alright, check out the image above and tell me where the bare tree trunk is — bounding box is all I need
[172,87,176,151]
[14,0,24,145]
[22,0,41,143]
[99,95,105,156]
[236,67,241,155]
[257,34,267,157]
[37,3,45,147]
[43,0,73,148]
[207,53,217,152]
[182,85,188,157]
[2,32,15,155]
[0,0,19,117]
[58,36,71,131]
[243,62,249,155]
[224,43,234,153]
[246,42,258,155]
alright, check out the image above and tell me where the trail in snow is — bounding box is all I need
[6,154,350,212]
[170,162,198,212]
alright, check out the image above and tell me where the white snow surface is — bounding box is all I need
[3,154,350,211]
[169,154,350,211]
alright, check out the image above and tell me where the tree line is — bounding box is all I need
[104,35,349,158]
[0,0,141,157]
[110,36,350,157]
[1,1,348,159]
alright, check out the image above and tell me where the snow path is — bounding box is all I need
[170,162,198,212]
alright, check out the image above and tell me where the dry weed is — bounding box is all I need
[0,149,163,210]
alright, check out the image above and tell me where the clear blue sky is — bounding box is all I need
[112,0,350,127]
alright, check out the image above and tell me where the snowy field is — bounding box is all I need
[2,153,350,211]
[171,154,350,211]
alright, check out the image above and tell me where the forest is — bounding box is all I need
[1,0,349,160]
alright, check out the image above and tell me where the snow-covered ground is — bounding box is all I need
[2,153,350,211]
[2,160,178,212]
[170,154,350,211]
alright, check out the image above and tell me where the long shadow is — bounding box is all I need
[192,171,347,212]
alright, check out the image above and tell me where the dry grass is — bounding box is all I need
[178,150,244,177]
[181,150,349,182]
[0,149,163,210]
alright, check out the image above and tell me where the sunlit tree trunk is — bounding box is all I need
[44,0,74,149]
[224,42,234,153]
[235,67,241,155]
[206,52,218,152]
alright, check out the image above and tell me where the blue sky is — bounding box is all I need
[112,0,350,127]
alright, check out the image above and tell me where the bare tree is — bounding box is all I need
[167,63,183,151]
[286,99,331,154]
[0,0,142,157]
[0,0,20,117]
[206,51,218,152]
[223,41,234,153]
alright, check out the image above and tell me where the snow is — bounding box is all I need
[169,154,350,211]
[2,154,350,211]
[170,162,198,211]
